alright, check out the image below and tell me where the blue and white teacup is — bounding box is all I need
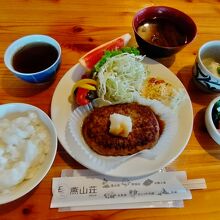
[4,34,61,84]
[193,40,220,92]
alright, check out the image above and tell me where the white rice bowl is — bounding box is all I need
[0,103,57,204]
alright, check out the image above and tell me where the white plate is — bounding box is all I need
[51,57,193,177]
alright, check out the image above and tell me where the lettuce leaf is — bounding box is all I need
[93,47,140,73]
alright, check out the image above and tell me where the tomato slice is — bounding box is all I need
[75,88,90,106]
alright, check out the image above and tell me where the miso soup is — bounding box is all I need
[137,18,187,47]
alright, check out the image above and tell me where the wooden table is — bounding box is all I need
[1,0,220,219]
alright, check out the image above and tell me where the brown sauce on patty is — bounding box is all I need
[82,103,161,156]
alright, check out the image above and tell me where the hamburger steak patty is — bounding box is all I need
[82,103,160,156]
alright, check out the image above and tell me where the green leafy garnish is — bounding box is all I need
[217,66,220,75]
[93,47,140,73]
[212,100,220,128]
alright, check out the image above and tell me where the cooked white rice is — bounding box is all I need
[0,111,50,193]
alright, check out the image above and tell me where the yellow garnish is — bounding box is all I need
[68,78,97,103]
[77,83,96,90]
[71,78,97,93]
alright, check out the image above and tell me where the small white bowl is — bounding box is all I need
[193,40,220,92]
[205,96,220,145]
[0,103,57,204]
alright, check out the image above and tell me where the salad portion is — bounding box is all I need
[69,46,146,106]
[94,51,146,104]
[69,33,185,109]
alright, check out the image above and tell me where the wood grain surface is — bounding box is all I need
[0,0,220,219]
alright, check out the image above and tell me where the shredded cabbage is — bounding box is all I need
[93,53,147,104]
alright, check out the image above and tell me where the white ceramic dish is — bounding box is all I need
[205,96,220,144]
[0,103,57,204]
[51,57,193,177]
[193,40,220,92]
